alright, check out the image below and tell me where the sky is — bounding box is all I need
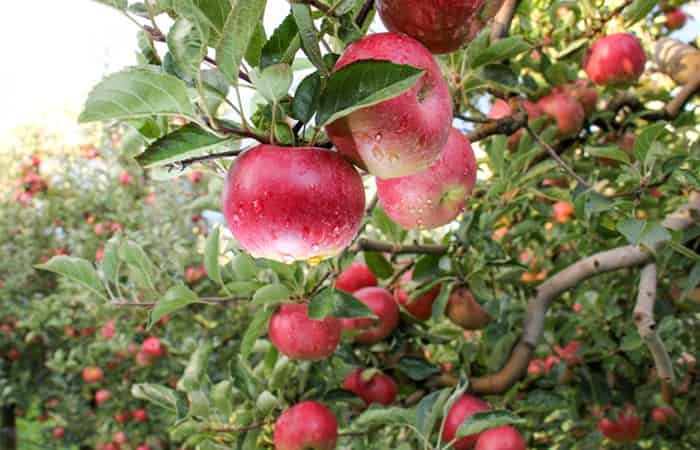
[0,1,698,141]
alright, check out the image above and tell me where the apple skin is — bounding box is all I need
[442,394,492,450]
[82,366,104,383]
[555,79,598,115]
[552,201,574,223]
[52,428,65,439]
[269,303,341,360]
[342,368,398,406]
[222,145,365,263]
[395,270,441,321]
[132,408,148,422]
[474,426,526,450]
[651,406,677,425]
[142,336,163,357]
[376,128,477,229]
[537,92,585,137]
[336,263,378,293]
[597,405,642,443]
[274,401,338,450]
[446,286,492,330]
[666,9,687,30]
[325,32,452,179]
[95,390,111,404]
[584,33,646,87]
[376,0,505,54]
[487,99,542,149]
[342,287,399,344]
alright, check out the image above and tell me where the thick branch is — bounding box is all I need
[466,112,527,143]
[355,238,448,255]
[490,0,520,42]
[633,264,676,400]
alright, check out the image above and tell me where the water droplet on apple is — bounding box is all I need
[252,200,262,213]
[374,133,382,142]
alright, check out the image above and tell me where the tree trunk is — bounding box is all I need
[0,404,16,450]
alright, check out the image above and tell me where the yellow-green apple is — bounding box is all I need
[274,401,337,450]
[442,394,492,449]
[475,426,526,450]
[342,368,398,406]
[376,128,477,229]
[222,145,365,263]
[375,0,505,54]
[341,287,399,344]
[537,92,585,137]
[269,303,341,360]
[584,33,646,87]
[395,270,441,321]
[336,263,377,293]
[325,33,452,178]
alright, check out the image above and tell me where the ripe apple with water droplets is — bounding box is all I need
[274,401,338,450]
[341,287,399,344]
[336,263,377,293]
[222,145,365,263]
[584,33,646,87]
[269,303,341,360]
[325,33,452,179]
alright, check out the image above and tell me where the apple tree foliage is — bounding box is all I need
[9,0,700,448]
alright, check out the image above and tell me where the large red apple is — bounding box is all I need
[342,368,398,406]
[325,32,452,179]
[537,92,585,137]
[269,303,341,360]
[82,366,104,383]
[395,270,441,321]
[475,426,526,450]
[274,401,338,450]
[442,394,492,450]
[376,0,505,54]
[222,145,365,263]
[597,405,642,443]
[335,263,377,293]
[665,9,687,30]
[341,287,399,344]
[376,128,477,229]
[584,33,646,87]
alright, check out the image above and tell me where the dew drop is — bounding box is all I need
[374,133,383,142]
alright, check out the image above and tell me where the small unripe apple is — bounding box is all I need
[274,401,338,450]
[269,303,341,360]
[325,33,452,179]
[342,368,398,406]
[537,92,585,137]
[584,33,646,87]
[142,336,163,357]
[336,263,378,293]
[665,9,687,30]
[52,428,65,439]
[475,426,526,450]
[95,390,111,404]
[222,145,365,263]
[82,366,104,383]
[651,406,677,425]
[442,394,492,449]
[341,287,399,344]
[376,0,505,54]
[446,286,492,330]
[597,404,642,443]
[376,128,477,229]
[395,270,441,321]
[132,408,148,422]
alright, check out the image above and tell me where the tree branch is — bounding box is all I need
[469,192,700,394]
[466,112,527,143]
[355,0,374,27]
[206,421,266,433]
[525,125,590,190]
[111,295,249,308]
[634,263,676,401]
[354,239,448,255]
[490,0,520,42]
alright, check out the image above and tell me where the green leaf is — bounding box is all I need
[469,36,532,69]
[624,0,657,24]
[364,251,394,279]
[417,389,451,439]
[291,71,322,123]
[251,283,291,306]
[261,13,301,69]
[431,282,454,321]
[168,17,207,76]
[245,23,267,68]
[617,219,671,248]
[412,254,442,282]
[136,124,235,168]
[291,3,327,75]
[455,410,526,438]
[240,308,273,359]
[316,60,424,126]
[216,0,267,85]
[100,239,120,283]
[179,342,211,392]
[204,226,223,286]
[79,67,196,123]
[353,406,416,429]
[682,261,700,299]
[231,253,259,279]
[251,64,293,102]
[668,240,700,261]
[633,122,666,163]
[35,256,106,300]
[211,380,233,418]
[119,241,156,289]
[224,281,263,295]
[308,288,377,320]
[148,285,199,329]
[393,356,440,381]
[132,383,179,412]
[586,145,631,164]
[175,0,232,42]
[92,0,127,10]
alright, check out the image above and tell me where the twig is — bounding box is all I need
[355,239,448,255]
[206,421,266,433]
[525,125,590,190]
[455,114,492,124]
[355,0,374,27]
[490,0,520,42]
[166,150,245,171]
[633,263,676,402]
[387,261,415,289]
[466,112,527,143]
[218,122,270,143]
[112,295,249,308]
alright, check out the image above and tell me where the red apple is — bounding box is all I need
[6,349,19,361]
[82,366,104,383]
[114,412,130,423]
[325,32,452,178]
[395,270,441,321]
[102,320,116,339]
[553,341,583,365]
[342,368,398,406]
[52,428,65,439]
[269,303,341,360]
[376,0,505,54]
[584,33,646,87]
[274,401,337,450]
[95,390,111,404]
[114,432,127,444]
[132,408,148,422]
[136,446,151,450]
[336,263,378,293]
[666,9,687,30]
[475,426,526,450]
[134,351,153,367]
[442,394,492,449]
[142,336,163,357]
[222,145,365,263]
[597,405,642,443]
[487,99,542,149]
[537,92,585,137]
[187,171,203,183]
[651,406,677,425]
[573,303,583,313]
[555,79,598,115]
[376,128,477,229]
[119,171,133,185]
[342,287,399,344]
[445,286,492,330]
[553,201,574,223]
